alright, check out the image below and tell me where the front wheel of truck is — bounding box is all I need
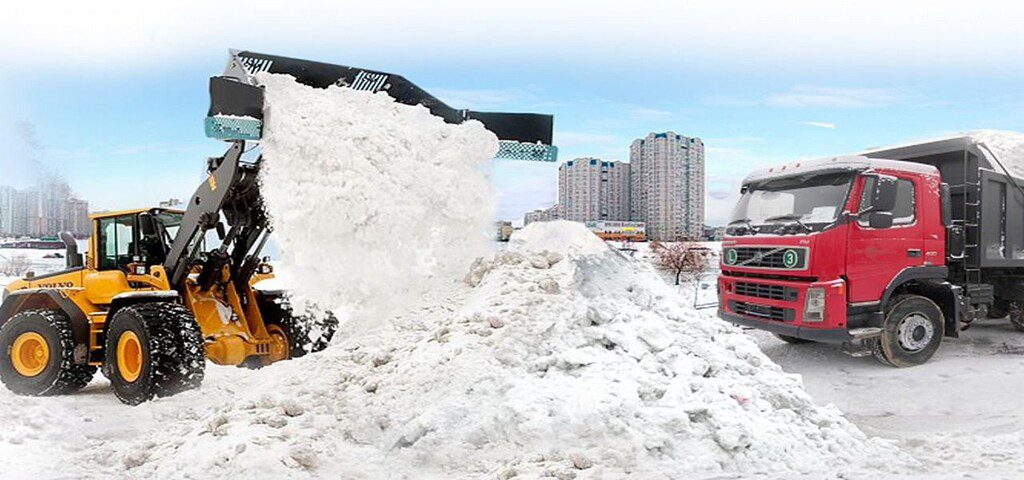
[868,295,943,368]
[1007,302,1024,332]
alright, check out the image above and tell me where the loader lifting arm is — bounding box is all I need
[162,141,269,293]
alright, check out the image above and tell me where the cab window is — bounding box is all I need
[859,177,916,227]
[97,215,136,270]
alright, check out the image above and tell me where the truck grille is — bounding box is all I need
[723,246,808,270]
[730,300,795,322]
[735,282,799,302]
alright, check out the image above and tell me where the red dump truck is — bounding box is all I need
[718,135,1024,366]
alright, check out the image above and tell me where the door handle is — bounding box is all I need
[907,249,922,258]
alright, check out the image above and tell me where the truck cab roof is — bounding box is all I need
[743,155,940,185]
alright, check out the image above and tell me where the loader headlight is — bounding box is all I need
[804,287,826,323]
[134,265,148,275]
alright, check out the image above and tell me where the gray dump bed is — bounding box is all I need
[864,133,1024,268]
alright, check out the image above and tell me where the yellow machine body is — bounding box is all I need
[2,208,288,368]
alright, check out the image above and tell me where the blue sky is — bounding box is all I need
[3,0,1024,226]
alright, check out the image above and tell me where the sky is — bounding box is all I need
[3,0,1024,226]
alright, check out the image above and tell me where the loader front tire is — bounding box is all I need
[868,295,943,368]
[0,309,95,396]
[105,303,205,405]
[259,296,337,359]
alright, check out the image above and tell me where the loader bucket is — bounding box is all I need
[205,50,558,161]
[205,76,264,141]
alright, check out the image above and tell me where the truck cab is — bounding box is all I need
[718,155,958,366]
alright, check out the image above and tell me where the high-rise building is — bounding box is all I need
[523,204,561,225]
[0,180,90,238]
[557,157,630,223]
[629,132,705,240]
[0,186,14,236]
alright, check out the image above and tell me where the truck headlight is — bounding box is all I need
[804,287,826,323]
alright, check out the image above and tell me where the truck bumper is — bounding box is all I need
[718,309,855,343]
[717,275,854,343]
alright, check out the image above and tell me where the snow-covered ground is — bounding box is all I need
[0,245,74,287]
[747,322,1024,479]
[0,224,1020,479]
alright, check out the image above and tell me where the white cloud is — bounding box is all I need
[5,1,1024,72]
[802,121,836,129]
[554,131,620,148]
[767,86,902,108]
[628,107,677,121]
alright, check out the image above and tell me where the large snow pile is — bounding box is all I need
[968,129,1024,178]
[95,221,907,479]
[256,73,497,324]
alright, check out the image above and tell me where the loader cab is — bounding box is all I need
[90,208,185,272]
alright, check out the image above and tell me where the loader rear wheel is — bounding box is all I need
[105,303,205,405]
[868,295,943,368]
[0,309,95,396]
[773,333,814,345]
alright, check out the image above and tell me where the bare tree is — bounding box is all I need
[0,254,30,277]
[651,238,710,286]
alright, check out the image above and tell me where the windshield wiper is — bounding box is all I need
[727,218,759,234]
[763,214,812,233]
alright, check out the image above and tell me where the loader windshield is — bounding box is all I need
[146,211,184,264]
[730,172,854,235]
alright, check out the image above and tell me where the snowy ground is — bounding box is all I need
[1,235,1022,479]
[746,321,1024,479]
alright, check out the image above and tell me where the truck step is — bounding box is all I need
[847,327,882,340]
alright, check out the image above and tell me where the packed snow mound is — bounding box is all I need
[96,222,909,479]
[256,73,498,324]
[967,129,1024,178]
[508,220,608,257]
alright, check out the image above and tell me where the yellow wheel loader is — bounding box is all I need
[0,50,555,405]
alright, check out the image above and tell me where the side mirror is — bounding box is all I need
[872,175,899,213]
[868,211,894,229]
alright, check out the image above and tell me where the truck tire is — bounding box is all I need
[773,333,814,344]
[988,299,1010,319]
[104,303,205,405]
[868,295,943,368]
[0,309,96,396]
[1008,302,1024,332]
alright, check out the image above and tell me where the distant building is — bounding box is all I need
[523,204,561,225]
[703,225,726,241]
[495,221,514,242]
[585,220,646,242]
[629,132,705,240]
[558,157,630,223]
[0,186,14,236]
[0,180,90,238]
[159,198,183,208]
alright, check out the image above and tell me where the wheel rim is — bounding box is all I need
[267,325,290,362]
[116,331,144,383]
[11,332,49,377]
[897,313,934,352]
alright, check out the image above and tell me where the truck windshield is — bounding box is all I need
[730,172,854,234]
